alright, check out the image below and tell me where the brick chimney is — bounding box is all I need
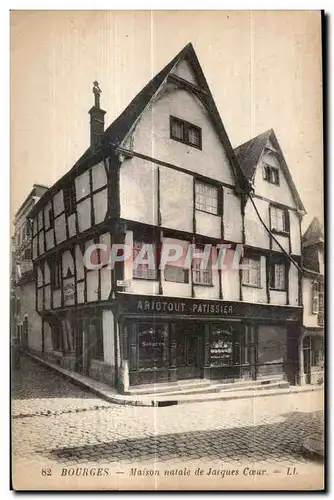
[89,81,106,149]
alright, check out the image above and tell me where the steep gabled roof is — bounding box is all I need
[234,130,271,182]
[234,129,306,212]
[302,217,324,247]
[29,43,249,217]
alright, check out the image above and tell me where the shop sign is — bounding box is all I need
[136,299,233,315]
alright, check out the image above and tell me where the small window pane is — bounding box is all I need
[171,119,184,140]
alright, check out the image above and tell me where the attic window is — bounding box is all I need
[263,164,279,185]
[170,116,202,149]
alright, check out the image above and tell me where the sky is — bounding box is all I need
[10,10,323,231]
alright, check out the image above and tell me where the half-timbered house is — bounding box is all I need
[28,43,304,393]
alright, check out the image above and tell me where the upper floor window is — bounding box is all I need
[164,265,189,284]
[133,240,157,280]
[63,182,76,216]
[269,257,286,291]
[170,116,202,149]
[48,208,54,229]
[263,164,279,185]
[192,246,212,286]
[312,282,319,314]
[270,205,289,234]
[195,181,219,214]
[242,255,261,288]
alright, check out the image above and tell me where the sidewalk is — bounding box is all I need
[26,352,324,408]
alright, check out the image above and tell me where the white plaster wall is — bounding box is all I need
[92,162,108,191]
[160,168,193,232]
[244,198,270,249]
[86,270,99,302]
[93,189,108,225]
[44,261,50,284]
[162,281,191,297]
[77,281,85,303]
[75,245,85,281]
[43,321,53,353]
[55,214,66,244]
[290,210,301,255]
[254,148,297,208]
[53,289,61,308]
[68,214,76,238]
[77,198,92,232]
[45,230,55,251]
[37,288,43,312]
[303,276,319,327]
[172,59,197,85]
[130,279,159,296]
[20,282,42,352]
[271,235,290,253]
[131,87,235,185]
[62,250,74,277]
[38,231,45,255]
[103,309,115,366]
[44,201,53,230]
[196,211,221,239]
[75,170,90,201]
[32,236,38,259]
[289,265,299,306]
[242,255,267,303]
[221,268,240,300]
[44,284,51,310]
[101,267,112,300]
[224,187,243,242]
[53,191,64,216]
[120,157,158,225]
[270,290,287,306]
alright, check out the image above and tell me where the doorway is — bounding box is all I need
[176,323,203,380]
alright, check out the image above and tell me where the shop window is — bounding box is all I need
[133,240,157,280]
[164,265,189,284]
[170,116,202,149]
[138,323,169,370]
[269,257,287,291]
[88,314,103,360]
[270,205,289,234]
[311,337,324,367]
[195,181,218,214]
[242,255,261,287]
[192,246,212,285]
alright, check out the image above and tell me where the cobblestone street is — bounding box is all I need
[12,356,324,490]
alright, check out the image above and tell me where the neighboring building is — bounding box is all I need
[299,217,324,385]
[234,129,306,385]
[13,184,48,351]
[27,43,305,392]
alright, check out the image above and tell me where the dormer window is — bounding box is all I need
[263,164,279,185]
[170,116,202,149]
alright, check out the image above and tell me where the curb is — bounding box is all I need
[25,352,324,408]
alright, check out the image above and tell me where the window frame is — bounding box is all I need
[132,240,158,281]
[263,163,280,185]
[50,257,62,290]
[269,256,287,291]
[195,180,220,215]
[164,264,189,284]
[242,254,262,288]
[170,116,202,150]
[270,205,290,235]
[192,245,213,286]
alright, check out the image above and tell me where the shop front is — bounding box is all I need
[116,294,303,389]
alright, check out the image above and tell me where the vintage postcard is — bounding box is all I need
[11,10,324,491]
